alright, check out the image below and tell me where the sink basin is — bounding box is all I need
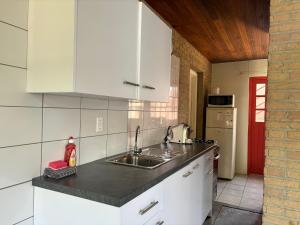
[106,147,186,169]
[107,154,169,169]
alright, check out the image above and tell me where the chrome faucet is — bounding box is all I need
[133,125,142,155]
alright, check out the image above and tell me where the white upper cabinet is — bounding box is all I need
[138,3,172,102]
[27,0,172,102]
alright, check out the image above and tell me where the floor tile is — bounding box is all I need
[240,199,263,212]
[243,191,263,200]
[222,188,243,197]
[225,183,245,191]
[217,174,263,212]
[244,186,263,194]
[231,175,247,186]
[218,193,241,206]
[213,206,262,225]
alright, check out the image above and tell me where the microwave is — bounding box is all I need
[208,94,235,107]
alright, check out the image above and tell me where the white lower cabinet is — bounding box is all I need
[144,212,165,225]
[120,183,163,225]
[34,151,213,225]
[164,151,213,225]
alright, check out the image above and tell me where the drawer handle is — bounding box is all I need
[156,221,164,225]
[183,171,193,178]
[193,163,200,170]
[142,85,156,90]
[123,81,140,87]
[208,169,213,175]
[139,201,159,215]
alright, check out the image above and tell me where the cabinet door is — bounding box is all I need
[76,0,139,99]
[143,212,165,225]
[203,160,213,219]
[139,3,172,102]
[163,165,193,225]
[189,157,205,225]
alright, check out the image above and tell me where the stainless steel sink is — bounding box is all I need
[107,154,169,169]
[106,147,186,169]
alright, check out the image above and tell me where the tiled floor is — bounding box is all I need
[204,202,262,225]
[216,174,263,212]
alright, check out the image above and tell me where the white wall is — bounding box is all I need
[0,1,179,224]
[212,59,268,174]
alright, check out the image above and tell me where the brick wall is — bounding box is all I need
[264,0,300,224]
[172,30,212,135]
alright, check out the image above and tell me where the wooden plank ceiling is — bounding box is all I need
[145,0,270,63]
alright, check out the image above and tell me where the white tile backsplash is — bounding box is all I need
[0,144,41,189]
[81,97,109,110]
[0,107,42,147]
[81,109,108,137]
[0,182,33,225]
[0,65,42,107]
[0,22,27,68]
[43,108,80,141]
[128,110,143,132]
[17,217,34,225]
[80,135,107,165]
[108,98,129,110]
[106,133,128,157]
[108,110,128,134]
[143,111,161,129]
[43,95,80,108]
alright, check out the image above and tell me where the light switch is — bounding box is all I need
[96,117,104,133]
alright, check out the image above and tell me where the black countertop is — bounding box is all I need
[32,142,217,207]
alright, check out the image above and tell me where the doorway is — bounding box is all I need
[189,70,205,139]
[189,69,198,139]
[248,77,267,175]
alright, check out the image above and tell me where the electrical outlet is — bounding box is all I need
[96,117,104,133]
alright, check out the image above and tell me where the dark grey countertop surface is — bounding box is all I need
[32,142,218,207]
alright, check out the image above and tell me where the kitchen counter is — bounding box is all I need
[32,142,217,207]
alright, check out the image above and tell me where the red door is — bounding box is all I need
[248,77,267,175]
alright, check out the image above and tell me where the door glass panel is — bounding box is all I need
[256,84,266,96]
[256,97,265,109]
[255,110,265,122]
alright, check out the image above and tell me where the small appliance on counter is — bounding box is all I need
[165,123,192,144]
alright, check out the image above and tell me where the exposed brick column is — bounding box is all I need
[264,0,300,224]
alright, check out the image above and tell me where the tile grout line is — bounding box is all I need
[13,216,33,225]
[0,180,32,191]
[78,97,82,165]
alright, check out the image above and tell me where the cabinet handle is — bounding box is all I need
[139,201,159,215]
[142,85,156,90]
[208,169,213,175]
[123,81,140,87]
[193,163,200,170]
[183,171,193,178]
[156,221,164,225]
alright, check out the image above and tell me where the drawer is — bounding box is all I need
[144,211,165,225]
[121,183,163,225]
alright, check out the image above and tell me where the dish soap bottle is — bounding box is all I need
[64,137,76,165]
[69,149,76,167]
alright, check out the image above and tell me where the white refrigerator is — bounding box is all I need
[206,107,237,180]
